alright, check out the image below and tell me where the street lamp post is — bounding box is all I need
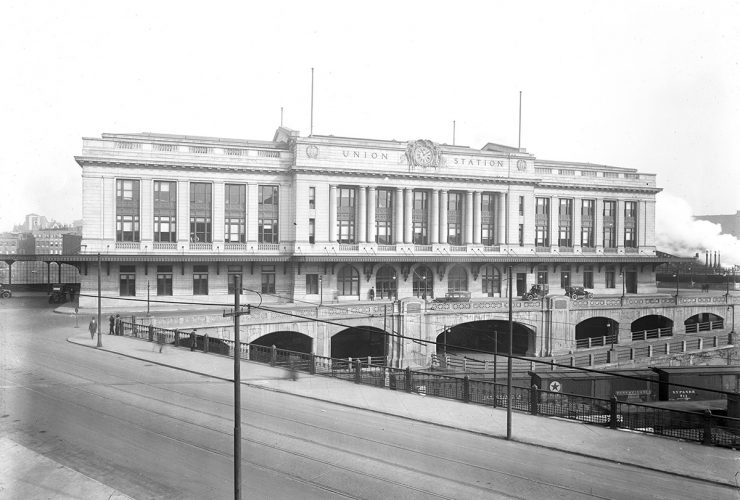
[147,280,151,316]
[319,275,323,306]
[97,252,102,347]
[673,269,679,301]
[620,272,625,304]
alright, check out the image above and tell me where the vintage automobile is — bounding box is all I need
[564,286,594,300]
[0,284,11,299]
[521,284,549,301]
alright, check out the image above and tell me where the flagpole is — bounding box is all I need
[310,68,314,136]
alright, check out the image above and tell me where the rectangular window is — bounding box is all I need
[119,265,136,296]
[116,215,140,242]
[337,187,356,244]
[559,199,572,216]
[190,183,212,243]
[337,219,355,243]
[224,184,246,243]
[481,193,496,245]
[447,192,463,245]
[156,265,173,296]
[376,188,394,244]
[536,197,550,215]
[193,264,208,295]
[261,265,275,294]
[536,266,548,285]
[604,226,616,248]
[582,199,594,217]
[605,268,616,288]
[412,190,429,244]
[116,179,140,242]
[583,266,594,288]
[559,225,572,247]
[309,218,315,244]
[535,226,549,247]
[624,227,636,248]
[154,181,176,242]
[306,274,319,294]
[309,187,316,209]
[625,201,637,219]
[227,265,242,294]
[582,226,594,247]
[258,185,279,243]
[519,196,524,216]
[518,224,524,246]
[603,200,616,217]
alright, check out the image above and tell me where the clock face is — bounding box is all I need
[414,146,433,166]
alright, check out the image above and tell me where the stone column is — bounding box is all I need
[404,188,413,243]
[246,183,258,243]
[550,196,557,248]
[177,181,190,248]
[573,197,582,250]
[465,190,474,244]
[140,178,153,246]
[439,190,448,244]
[497,192,506,244]
[430,189,439,244]
[394,188,404,244]
[367,187,376,243]
[616,199,625,251]
[595,198,604,251]
[329,185,337,242]
[358,186,367,243]
[473,191,482,245]
[212,181,225,245]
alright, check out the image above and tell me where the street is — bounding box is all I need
[1,295,737,499]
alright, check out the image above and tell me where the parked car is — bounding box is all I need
[0,284,11,299]
[522,284,549,301]
[48,284,67,304]
[564,286,593,300]
[433,291,471,303]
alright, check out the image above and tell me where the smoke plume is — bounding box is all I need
[655,192,740,268]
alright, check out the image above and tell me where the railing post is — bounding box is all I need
[530,384,539,415]
[588,354,593,366]
[203,333,209,353]
[354,359,362,384]
[367,355,371,367]
[702,410,713,445]
[174,329,180,347]
[681,340,686,353]
[698,338,703,350]
[648,345,653,358]
[310,353,316,374]
[405,367,412,393]
[610,396,618,429]
[270,345,276,366]
[569,356,574,367]
[630,348,634,361]
[665,343,670,355]
[463,375,470,403]
[713,336,718,348]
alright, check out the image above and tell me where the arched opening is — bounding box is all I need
[337,265,359,297]
[249,330,313,363]
[331,326,387,360]
[684,313,724,333]
[575,317,619,349]
[482,265,501,297]
[447,265,468,293]
[631,315,674,341]
[413,265,433,299]
[376,265,397,300]
[435,320,533,357]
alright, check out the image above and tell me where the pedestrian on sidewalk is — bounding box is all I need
[88,317,97,340]
[157,328,165,353]
[109,314,115,335]
[190,330,197,351]
[115,314,121,335]
[369,287,375,301]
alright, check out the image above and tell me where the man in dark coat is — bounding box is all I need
[109,315,115,335]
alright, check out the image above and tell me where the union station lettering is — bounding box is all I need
[342,150,389,160]
[452,157,504,167]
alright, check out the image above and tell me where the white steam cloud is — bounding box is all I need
[655,192,740,268]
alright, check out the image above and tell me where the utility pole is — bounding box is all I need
[223,275,249,500]
[507,266,513,439]
[97,253,102,348]
[147,280,151,316]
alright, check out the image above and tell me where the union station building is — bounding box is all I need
[73,127,692,362]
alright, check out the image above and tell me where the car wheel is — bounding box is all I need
[571,293,578,299]
[1,291,9,298]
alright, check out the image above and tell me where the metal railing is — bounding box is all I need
[119,320,740,449]
[576,334,618,349]
[685,320,724,333]
[631,327,673,341]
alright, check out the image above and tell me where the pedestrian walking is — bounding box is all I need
[157,328,165,353]
[190,330,197,351]
[109,314,115,335]
[115,314,121,335]
[88,317,97,340]
[369,287,375,301]
[148,324,154,343]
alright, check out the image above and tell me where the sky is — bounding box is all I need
[1,1,739,262]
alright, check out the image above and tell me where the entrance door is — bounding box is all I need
[516,273,527,297]
[626,271,638,294]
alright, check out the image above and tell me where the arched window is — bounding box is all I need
[337,266,359,296]
[447,265,468,293]
[482,265,501,297]
[376,265,397,299]
[413,266,434,299]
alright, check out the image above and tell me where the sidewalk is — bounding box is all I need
[67,331,740,488]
